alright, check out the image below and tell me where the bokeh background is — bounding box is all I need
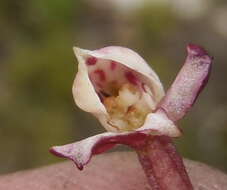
[0,0,227,174]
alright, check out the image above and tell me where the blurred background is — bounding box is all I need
[0,0,227,174]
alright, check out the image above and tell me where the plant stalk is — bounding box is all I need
[136,136,193,190]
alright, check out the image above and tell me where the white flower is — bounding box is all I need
[50,44,212,170]
[73,46,180,137]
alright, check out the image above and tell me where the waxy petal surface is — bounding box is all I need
[159,44,212,122]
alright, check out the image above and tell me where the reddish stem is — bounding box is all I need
[136,136,193,190]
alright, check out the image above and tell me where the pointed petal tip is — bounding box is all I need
[72,46,78,51]
[187,44,207,56]
[187,44,213,60]
[73,162,84,170]
[73,46,83,56]
[49,146,85,170]
[73,46,91,59]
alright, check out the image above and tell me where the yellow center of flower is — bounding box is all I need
[103,83,152,131]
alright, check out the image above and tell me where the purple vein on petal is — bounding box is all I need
[159,44,213,122]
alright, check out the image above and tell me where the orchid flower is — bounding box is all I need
[50,44,212,190]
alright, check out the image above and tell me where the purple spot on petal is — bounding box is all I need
[110,61,117,70]
[86,57,97,65]
[125,71,139,85]
[94,69,106,81]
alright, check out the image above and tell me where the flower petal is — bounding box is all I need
[159,44,213,122]
[50,132,148,170]
[73,47,107,114]
[72,46,165,132]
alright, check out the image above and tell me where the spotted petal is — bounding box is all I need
[73,46,165,132]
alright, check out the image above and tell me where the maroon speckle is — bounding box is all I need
[94,69,106,81]
[86,57,97,65]
[110,61,117,70]
[125,71,139,85]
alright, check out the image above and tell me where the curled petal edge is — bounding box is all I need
[159,44,213,122]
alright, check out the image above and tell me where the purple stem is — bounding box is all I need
[136,136,193,190]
